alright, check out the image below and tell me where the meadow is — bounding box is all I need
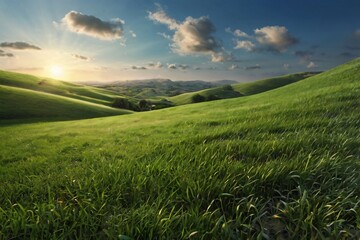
[0,59,359,239]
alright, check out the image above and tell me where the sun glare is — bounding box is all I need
[50,65,64,79]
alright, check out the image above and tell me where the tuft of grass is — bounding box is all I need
[0,59,359,239]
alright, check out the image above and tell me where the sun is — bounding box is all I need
[50,65,64,79]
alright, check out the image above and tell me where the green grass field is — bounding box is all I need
[0,59,359,239]
[169,72,318,105]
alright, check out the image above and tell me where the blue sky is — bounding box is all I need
[0,0,359,82]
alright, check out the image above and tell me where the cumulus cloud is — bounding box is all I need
[254,26,298,52]
[0,42,41,50]
[245,64,261,70]
[61,11,124,40]
[307,61,317,69]
[211,51,237,62]
[0,49,14,57]
[226,27,249,38]
[235,40,255,51]
[71,54,91,61]
[172,16,220,55]
[149,5,235,62]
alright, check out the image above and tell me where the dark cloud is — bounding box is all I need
[245,64,261,70]
[0,49,14,57]
[147,61,163,69]
[0,42,41,50]
[131,65,147,70]
[72,54,91,61]
[62,11,124,40]
[254,26,298,52]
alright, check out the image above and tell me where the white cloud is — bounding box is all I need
[129,30,136,38]
[229,64,239,70]
[62,11,124,40]
[235,40,255,51]
[148,8,179,30]
[254,26,298,52]
[167,63,177,69]
[307,61,317,69]
[226,27,249,38]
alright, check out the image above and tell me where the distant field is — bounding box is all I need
[169,72,319,105]
[0,59,359,239]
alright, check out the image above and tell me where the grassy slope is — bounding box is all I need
[0,85,131,122]
[170,72,318,105]
[0,59,359,239]
[0,70,122,106]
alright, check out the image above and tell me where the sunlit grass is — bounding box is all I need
[0,59,359,239]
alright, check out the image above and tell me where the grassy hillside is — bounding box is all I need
[169,72,318,105]
[0,59,359,239]
[0,85,131,123]
[0,70,122,106]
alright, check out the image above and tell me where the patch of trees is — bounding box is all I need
[111,98,139,111]
[112,98,174,111]
[191,94,206,103]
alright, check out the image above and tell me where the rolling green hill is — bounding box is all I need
[0,85,131,123]
[169,72,319,105]
[0,59,359,239]
[0,71,132,123]
[0,70,122,106]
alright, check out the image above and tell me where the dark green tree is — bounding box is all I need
[191,94,206,103]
